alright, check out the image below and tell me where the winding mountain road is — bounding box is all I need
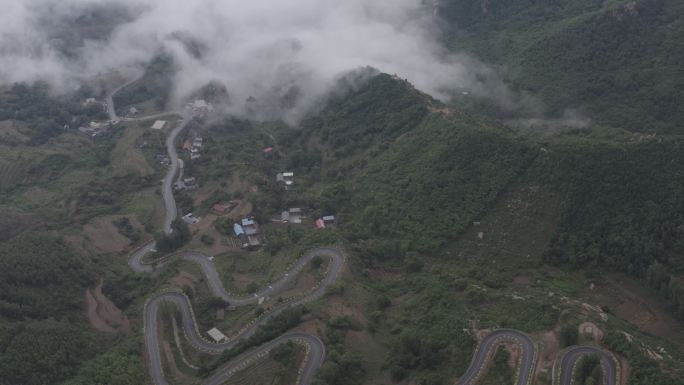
[110,76,620,385]
[110,78,342,385]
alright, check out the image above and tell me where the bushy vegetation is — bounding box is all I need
[63,337,144,385]
[113,55,175,112]
[604,330,675,385]
[0,233,95,384]
[542,135,684,320]
[0,233,92,320]
[0,320,93,385]
[155,218,191,253]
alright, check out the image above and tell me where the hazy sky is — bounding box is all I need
[0,0,537,122]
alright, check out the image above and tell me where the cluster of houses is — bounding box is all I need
[183,135,203,160]
[233,217,261,249]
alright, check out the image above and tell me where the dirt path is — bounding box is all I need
[84,279,130,333]
[85,288,116,333]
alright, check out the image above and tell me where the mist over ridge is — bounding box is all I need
[0,0,543,123]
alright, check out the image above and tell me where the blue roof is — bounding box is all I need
[233,224,245,236]
[241,218,255,226]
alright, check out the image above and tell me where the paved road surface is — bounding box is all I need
[454,330,618,385]
[108,77,341,385]
[110,75,619,385]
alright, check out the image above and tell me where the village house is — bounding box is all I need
[241,217,259,235]
[233,223,250,248]
[322,215,336,226]
[232,217,261,249]
[182,213,200,224]
[315,215,336,229]
[281,208,303,224]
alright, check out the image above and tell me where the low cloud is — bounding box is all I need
[0,0,569,124]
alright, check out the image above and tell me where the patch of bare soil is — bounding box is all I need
[73,215,144,254]
[186,214,237,256]
[171,271,200,294]
[85,280,130,333]
[533,321,561,376]
[229,200,253,220]
[0,209,38,241]
[619,356,630,385]
[581,273,684,346]
[503,342,521,369]
[297,319,326,338]
[579,322,604,342]
[536,330,560,371]
[85,289,115,333]
[0,120,29,143]
[161,332,194,384]
[513,273,533,287]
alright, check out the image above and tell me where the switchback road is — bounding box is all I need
[454,330,619,385]
[110,76,620,385]
[109,77,342,385]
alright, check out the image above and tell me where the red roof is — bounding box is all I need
[263,147,274,153]
[315,219,326,229]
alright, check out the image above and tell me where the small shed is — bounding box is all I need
[151,120,166,130]
[182,213,200,224]
[281,211,291,223]
[207,327,227,343]
[322,215,336,225]
[233,224,245,236]
[315,218,326,229]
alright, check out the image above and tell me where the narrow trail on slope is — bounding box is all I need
[109,76,620,385]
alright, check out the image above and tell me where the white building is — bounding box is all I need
[151,120,167,130]
[207,327,227,343]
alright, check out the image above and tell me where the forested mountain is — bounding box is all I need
[280,74,684,324]
[439,0,684,132]
[0,234,96,384]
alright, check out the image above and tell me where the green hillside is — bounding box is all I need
[275,74,684,383]
[440,0,684,132]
